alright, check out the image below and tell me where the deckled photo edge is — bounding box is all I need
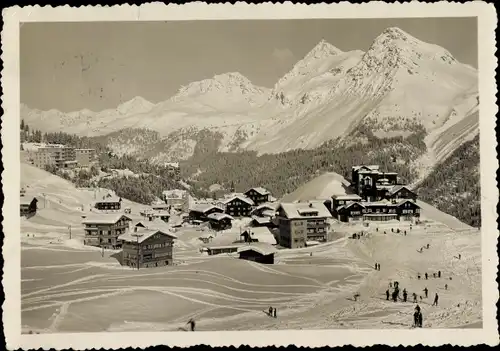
[1,2,498,349]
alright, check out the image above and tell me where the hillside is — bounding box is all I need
[416,135,481,227]
[281,172,351,202]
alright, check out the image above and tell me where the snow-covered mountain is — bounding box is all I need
[22,27,478,172]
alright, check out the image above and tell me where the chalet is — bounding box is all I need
[94,195,122,211]
[20,194,38,218]
[188,203,225,222]
[362,200,399,222]
[386,185,418,201]
[205,245,241,256]
[336,202,365,223]
[207,213,234,231]
[237,243,277,264]
[223,195,254,217]
[276,202,332,249]
[351,165,398,201]
[118,225,177,268]
[150,212,170,223]
[240,227,277,245]
[82,214,132,249]
[244,187,271,206]
[250,203,277,217]
[395,199,421,221]
[331,194,362,217]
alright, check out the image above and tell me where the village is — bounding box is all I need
[19,140,482,333]
[21,143,423,269]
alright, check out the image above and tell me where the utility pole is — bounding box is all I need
[136,235,140,270]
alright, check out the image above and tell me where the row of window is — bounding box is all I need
[142,243,172,250]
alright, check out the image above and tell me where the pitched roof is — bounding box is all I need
[332,194,362,201]
[20,195,37,205]
[207,213,234,221]
[242,227,277,245]
[189,203,224,213]
[95,195,121,203]
[246,187,270,196]
[278,202,332,219]
[223,195,254,206]
[118,227,177,243]
[395,199,420,208]
[237,242,277,256]
[338,201,365,210]
[251,216,272,224]
[388,185,415,196]
[82,214,131,225]
[253,203,278,211]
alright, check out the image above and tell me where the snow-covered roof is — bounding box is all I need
[251,216,272,224]
[278,202,332,219]
[237,243,277,256]
[222,195,254,206]
[165,162,179,168]
[252,203,279,211]
[95,195,121,203]
[82,214,132,225]
[353,165,380,172]
[243,227,277,245]
[132,220,175,237]
[207,213,234,221]
[261,209,276,218]
[337,201,365,211]
[189,203,224,213]
[388,185,415,196]
[332,194,362,201]
[119,228,176,243]
[245,187,270,196]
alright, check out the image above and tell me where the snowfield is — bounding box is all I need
[21,165,481,333]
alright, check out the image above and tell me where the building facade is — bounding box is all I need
[33,145,77,169]
[119,226,177,268]
[351,165,398,201]
[75,148,96,167]
[277,202,332,249]
[238,245,276,264]
[244,187,271,206]
[94,196,122,211]
[224,196,254,217]
[207,213,233,231]
[82,214,132,249]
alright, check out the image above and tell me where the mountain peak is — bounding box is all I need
[173,71,268,101]
[304,39,343,61]
[116,96,154,114]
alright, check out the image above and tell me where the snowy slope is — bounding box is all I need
[281,172,352,202]
[21,27,478,170]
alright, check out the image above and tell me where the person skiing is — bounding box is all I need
[438,270,441,278]
[418,311,423,327]
[433,273,436,278]
[386,289,390,300]
[413,292,418,303]
[378,263,381,271]
[432,293,439,306]
[445,284,448,290]
[269,306,273,316]
[423,287,428,298]
[187,318,196,331]
[427,243,430,249]
[458,254,461,260]
[273,308,277,318]
[375,263,378,270]
[417,273,421,280]
[425,272,428,280]
[403,289,408,302]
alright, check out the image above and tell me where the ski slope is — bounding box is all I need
[21,166,482,333]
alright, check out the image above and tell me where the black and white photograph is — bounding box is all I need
[2,2,498,349]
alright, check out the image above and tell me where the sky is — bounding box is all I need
[20,17,478,112]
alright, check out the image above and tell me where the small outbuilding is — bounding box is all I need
[237,243,277,264]
[207,213,234,231]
